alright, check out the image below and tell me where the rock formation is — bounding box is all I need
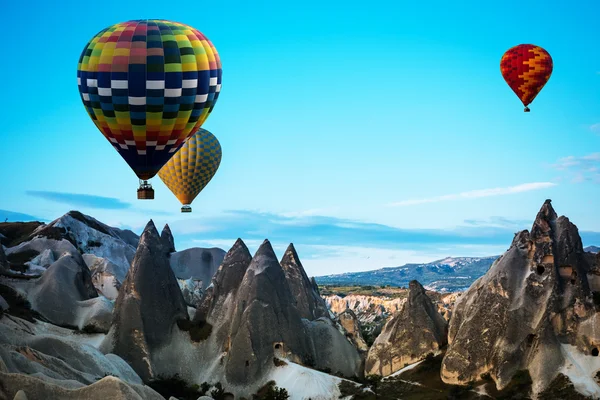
[26,252,113,332]
[196,239,362,388]
[100,220,189,381]
[280,243,330,320]
[365,280,447,376]
[160,224,176,254]
[0,314,162,400]
[223,240,312,385]
[169,247,226,290]
[441,200,600,397]
[338,309,369,353]
[0,242,7,271]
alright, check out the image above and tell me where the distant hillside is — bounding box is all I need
[315,256,499,292]
[585,245,599,253]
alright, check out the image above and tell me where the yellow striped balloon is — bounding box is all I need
[158,128,222,212]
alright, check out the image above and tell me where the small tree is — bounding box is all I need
[211,382,226,400]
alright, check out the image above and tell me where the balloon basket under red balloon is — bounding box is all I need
[137,180,154,200]
[181,205,192,213]
[524,106,531,112]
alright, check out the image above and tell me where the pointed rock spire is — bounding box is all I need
[280,243,329,320]
[160,224,175,254]
[194,238,252,323]
[102,219,188,381]
[441,200,596,391]
[366,279,447,376]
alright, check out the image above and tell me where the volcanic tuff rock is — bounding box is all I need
[169,247,226,290]
[223,239,311,385]
[441,200,600,397]
[0,315,162,400]
[25,252,115,332]
[0,242,7,271]
[280,243,330,320]
[160,224,176,254]
[338,309,369,353]
[196,239,362,387]
[100,220,189,381]
[365,280,448,376]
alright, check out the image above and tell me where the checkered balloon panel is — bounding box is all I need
[158,128,222,205]
[76,19,222,180]
[500,44,552,107]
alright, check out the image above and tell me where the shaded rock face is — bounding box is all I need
[338,309,369,353]
[160,224,176,254]
[365,280,447,376]
[101,220,188,381]
[169,247,226,290]
[0,242,7,271]
[441,200,600,396]
[195,239,252,326]
[24,252,112,332]
[280,244,329,320]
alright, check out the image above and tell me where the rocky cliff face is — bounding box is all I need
[441,200,600,397]
[280,244,330,320]
[100,220,189,381]
[365,280,447,376]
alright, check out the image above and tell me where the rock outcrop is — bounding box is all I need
[441,200,600,397]
[197,239,362,388]
[338,309,369,353]
[160,224,176,254]
[169,247,226,290]
[100,220,188,381]
[280,244,330,320]
[0,242,7,271]
[223,240,312,385]
[365,280,447,376]
[0,314,162,400]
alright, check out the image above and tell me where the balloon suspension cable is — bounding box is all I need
[524,106,530,112]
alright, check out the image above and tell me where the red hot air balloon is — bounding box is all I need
[500,44,553,112]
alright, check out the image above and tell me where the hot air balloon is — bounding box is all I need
[76,20,222,199]
[500,44,553,112]
[158,128,222,212]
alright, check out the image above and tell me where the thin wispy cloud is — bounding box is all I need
[386,182,557,207]
[552,153,600,183]
[26,191,131,210]
[590,123,600,134]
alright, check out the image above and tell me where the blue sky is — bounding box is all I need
[1,0,599,276]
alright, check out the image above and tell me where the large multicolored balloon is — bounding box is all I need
[158,128,222,212]
[500,44,553,112]
[76,20,222,199]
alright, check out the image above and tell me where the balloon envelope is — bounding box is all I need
[158,128,222,207]
[500,44,552,111]
[76,19,222,180]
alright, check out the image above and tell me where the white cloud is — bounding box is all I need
[387,182,557,207]
[590,123,600,134]
[553,153,600,183]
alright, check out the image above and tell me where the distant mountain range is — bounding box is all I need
[317,245,600,292]
[585,246,599,253]
[315,256,500,292]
